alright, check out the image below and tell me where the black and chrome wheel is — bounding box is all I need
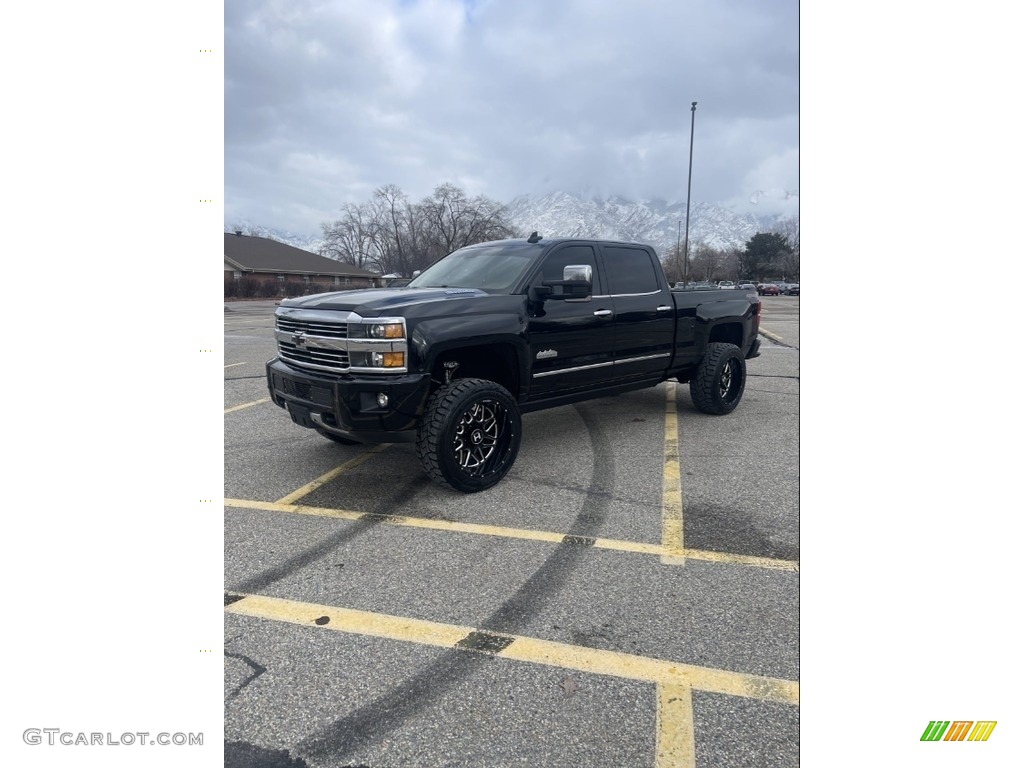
[689,342,746,415]
[416,378,521,493]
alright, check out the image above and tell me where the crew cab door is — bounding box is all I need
[525,243,615,396]
[599,244,676,381]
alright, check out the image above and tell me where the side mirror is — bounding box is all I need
[536,264,592,301]
[555,279,592,300]
[562,264,592,283]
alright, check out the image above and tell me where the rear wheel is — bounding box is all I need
[689,342,746,415]
[416,378,521,492]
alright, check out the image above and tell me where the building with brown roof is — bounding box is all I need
[224,231,381,298]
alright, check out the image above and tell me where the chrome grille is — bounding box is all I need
[273,308,408,374]
[278,340,350,372]
[276,317,348,339]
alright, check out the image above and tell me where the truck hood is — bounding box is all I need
[279,287,488,315]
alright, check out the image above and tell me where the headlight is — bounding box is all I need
[350,318,406,371]
[368,323,404,339]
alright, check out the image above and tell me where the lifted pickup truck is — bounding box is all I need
[267,236,761,492]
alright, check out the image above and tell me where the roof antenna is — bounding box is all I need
[527,231,542,243]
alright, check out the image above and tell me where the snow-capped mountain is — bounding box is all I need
[504,192,793,253]
[224,221,325,254]
[226,193,795,256]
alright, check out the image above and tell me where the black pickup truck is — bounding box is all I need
[267,236,761,492]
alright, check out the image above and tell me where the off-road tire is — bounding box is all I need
[416,378,521,493]
[689,342,746,415]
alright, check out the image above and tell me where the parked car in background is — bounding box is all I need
[783,282,799,296]
[674,281,716,290]
[737,281,756,291]
[759,283,781,296]
[717,280,736,290]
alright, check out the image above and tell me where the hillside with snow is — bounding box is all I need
[504,192,794,253]
[227,192,796,256]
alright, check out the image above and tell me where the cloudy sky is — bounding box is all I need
[226,0,798,238]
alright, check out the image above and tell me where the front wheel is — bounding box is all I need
[416,378,521,493]
[689,342,746,415]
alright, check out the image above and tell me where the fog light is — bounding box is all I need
[376,392,389,408]
[370,351,404,368]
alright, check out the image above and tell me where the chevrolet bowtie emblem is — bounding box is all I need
[292,332,306,347]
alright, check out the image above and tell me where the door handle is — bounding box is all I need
[593,309,613,317]
[656,305,672,311]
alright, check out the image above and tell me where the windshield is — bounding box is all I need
[408,242,539,293]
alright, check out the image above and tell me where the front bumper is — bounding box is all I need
[266,358,433,443]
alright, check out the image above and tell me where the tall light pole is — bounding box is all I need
[675,220,682,284]
[683,101,697,286]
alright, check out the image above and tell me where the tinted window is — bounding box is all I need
[408,242,538,293]
[603,246,659,294]
[535,245,598,286]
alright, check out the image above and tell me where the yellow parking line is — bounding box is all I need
[228,499,365,522]
[274,445,390,505]
[224,592,800,706]
[662,383,686,565]
[224,498,798,571]
[224,397,271,414]
[759,328,785,343]
[656,682,696,768]
[488,631,798,702]
[225,362,247,369]
[227,592,469,648]
[682,549,798,571]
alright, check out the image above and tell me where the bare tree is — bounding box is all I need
[722,248,742,280]
[320,182,517,278]
[769,216,800,281]
[319,185,417,275]
[419,183,516,266]
[690,242,731,282]
[660,242,687,284]
[319,202,378,270]
[367,184,415,277]
[778,249,800,281]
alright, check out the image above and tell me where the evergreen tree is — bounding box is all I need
[739,232,793,280]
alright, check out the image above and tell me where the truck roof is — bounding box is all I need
[470,236,656,249]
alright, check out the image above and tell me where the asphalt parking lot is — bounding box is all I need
[224,295,799,768]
